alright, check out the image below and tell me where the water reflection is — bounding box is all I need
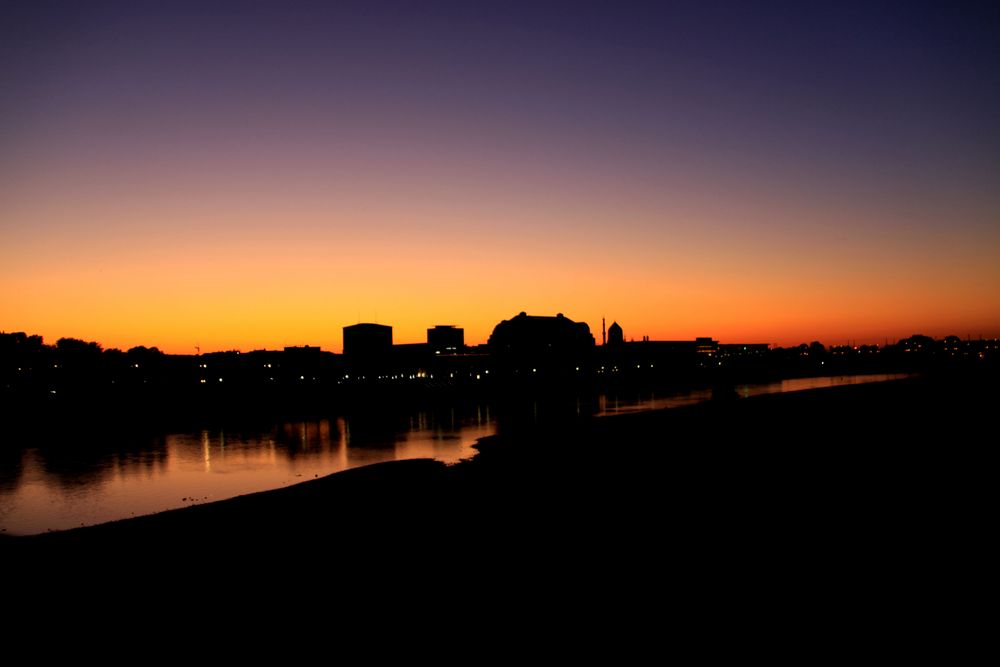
[31,434,170,489]
[594,373,912,416]
[0,403,495,535]
[0,374,911,535]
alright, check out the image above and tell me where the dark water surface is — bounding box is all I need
[0,373,910,534]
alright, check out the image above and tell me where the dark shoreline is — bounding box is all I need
[4,372,992,557]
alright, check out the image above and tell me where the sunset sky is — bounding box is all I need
[2,1,998,353]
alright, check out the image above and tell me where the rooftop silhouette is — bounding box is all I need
[3,312,996,422]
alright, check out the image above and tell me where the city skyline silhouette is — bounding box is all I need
[2,5,997,622]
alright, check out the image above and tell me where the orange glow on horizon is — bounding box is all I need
[3,197,998,354]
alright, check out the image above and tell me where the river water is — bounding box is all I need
[0,373,910,534]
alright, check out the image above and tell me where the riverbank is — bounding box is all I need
[4,372,992,586]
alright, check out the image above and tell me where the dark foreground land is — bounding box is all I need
[3,372,993,630]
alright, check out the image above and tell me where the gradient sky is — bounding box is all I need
[2,1,998,352]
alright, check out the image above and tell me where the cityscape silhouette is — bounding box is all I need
[1,3,996,637]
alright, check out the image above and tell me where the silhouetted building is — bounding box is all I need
[428,325,464,355]
[607,321,624,346]
[718,343,769,358]
[343,323,392,357]
[898,334,935,354]
[689,337,716,356]
[488,312,595,361]
[942,335,962,355]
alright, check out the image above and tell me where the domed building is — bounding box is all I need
[488,312,594,374]
[607,321,624,346]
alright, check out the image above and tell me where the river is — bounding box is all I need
[0,373,910,534]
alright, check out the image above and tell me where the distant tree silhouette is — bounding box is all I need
[1,331,46,351]
[56,337,103,355]
[127,346,162,356]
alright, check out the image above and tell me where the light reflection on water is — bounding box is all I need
[0,409,494,535]
[595,373,912,416]
[0,374,909,535]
